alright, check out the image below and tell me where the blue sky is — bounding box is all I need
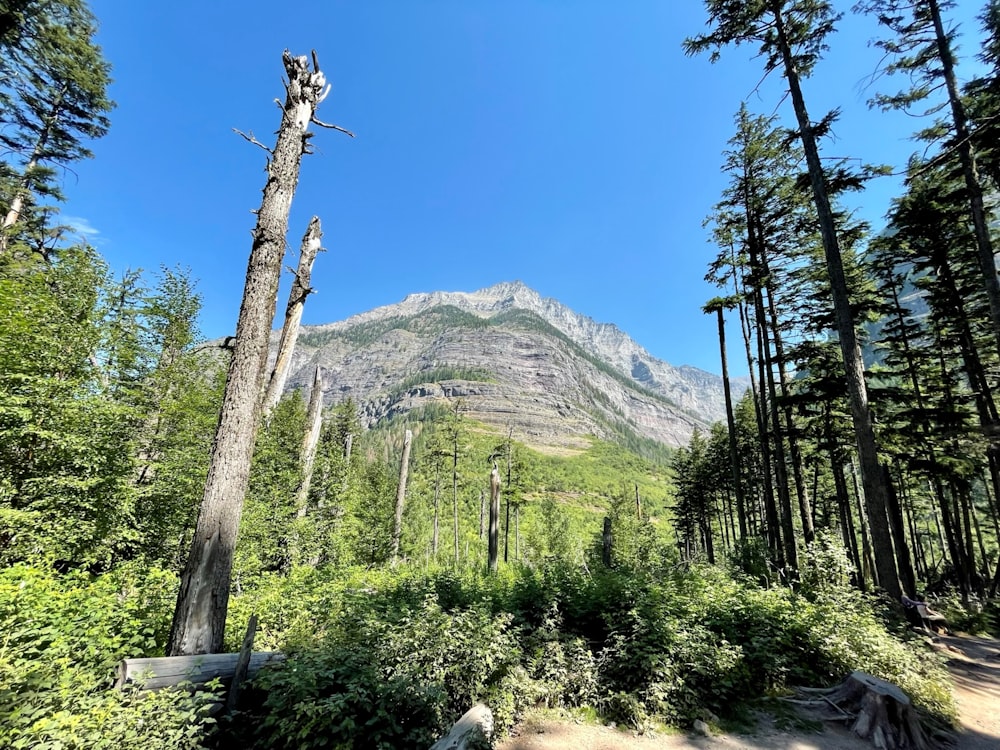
[66,1,988,377]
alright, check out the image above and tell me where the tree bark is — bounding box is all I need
[167,51,331,656]
[602,516,613,567]
[927,0,1000,361]
[295,366,325,516]
[263,216,323,416]
[488,463,500,573]
[392,429,412,563]
[769,1,899,599]
[714,303,748,539]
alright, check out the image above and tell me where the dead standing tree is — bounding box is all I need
[262,216,324,417]
[168,50,351,656]
[391,429,413,564]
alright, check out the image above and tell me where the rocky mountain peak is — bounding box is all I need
[291,282,740,450]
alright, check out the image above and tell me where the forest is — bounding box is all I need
[1,0,999,748]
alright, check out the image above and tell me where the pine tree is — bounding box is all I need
[686,0,901,598]
[0,0,112,256]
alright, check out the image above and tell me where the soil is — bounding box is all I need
[496,633,1000,750]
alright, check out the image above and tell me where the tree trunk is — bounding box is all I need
[883,464,917,597]
[391,429,412,564]
[478,488,485,540]
[928,0,1000,360]
[295,366,325,516]
[602,516,613,567]
[488,463,500,573]
[167,51,331,656]
[262,216,323,416]
[715,304,748,539]
[769,1,900,599]
[453,426,460,566]
[0,88,63,253]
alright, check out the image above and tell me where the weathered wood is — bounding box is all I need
[263,215,323,416]
[787,671,936,750]
[167,51,335,656]
[295,366,325,516]
[429,703,493,750]
[226,614,258,711]
[488,463,500,572]
[117,651,285,691]
[392,429,412,563]
[602,516,613,567]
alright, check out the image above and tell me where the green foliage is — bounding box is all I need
[389,366,495,398]
[0,563,220,749]
[0,0,113,253]
[221,561,955,744]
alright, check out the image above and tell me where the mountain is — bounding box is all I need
[277,281,740,451]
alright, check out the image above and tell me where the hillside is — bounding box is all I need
[274,281,740,450]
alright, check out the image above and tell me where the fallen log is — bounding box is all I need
[429,703,493,750]
[785,671,934,750]
[116,651,285,691]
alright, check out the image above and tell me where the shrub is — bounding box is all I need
[0,563,220,749]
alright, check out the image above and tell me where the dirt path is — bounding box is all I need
[936,634,1000,749]
[497,634,1000,750]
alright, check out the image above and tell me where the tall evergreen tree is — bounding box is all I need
[0,0,112,256]
[686,0,901,598]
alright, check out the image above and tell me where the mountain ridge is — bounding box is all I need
[280,281,742,450]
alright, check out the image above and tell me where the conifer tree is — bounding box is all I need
[0,0,112,256]
[686,0,901,598]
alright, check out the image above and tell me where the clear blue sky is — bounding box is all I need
[66,1,988,377]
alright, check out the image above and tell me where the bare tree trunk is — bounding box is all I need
[392,429,412,564]
[602,516,613,567]
[295,366,325,516]
[478,488,485,540]
[432,474,440,559]
[488,463,500,573]
[263,216,323,416]
[453,424,460,566]
[769,2,899,599]
[167,51,334,656]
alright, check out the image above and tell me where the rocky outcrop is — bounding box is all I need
[274,282,739,450]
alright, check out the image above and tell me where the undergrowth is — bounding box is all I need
[1,560,957,749]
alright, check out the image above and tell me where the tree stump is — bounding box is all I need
[788,671,933,750]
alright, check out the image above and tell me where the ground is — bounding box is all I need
[496,633,1000,750]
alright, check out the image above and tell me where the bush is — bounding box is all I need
[0,563,220,749]
[219,560,956,745]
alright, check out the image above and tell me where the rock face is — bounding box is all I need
[276,281,740,450]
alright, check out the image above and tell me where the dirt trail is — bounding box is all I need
[937,633,1000,748]
[497,634,1000,750]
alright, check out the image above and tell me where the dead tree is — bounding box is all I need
[602,517,613,567]
[488,462,501,573]
[262,216,323,416]
[167,50,350,656]
[392,429,412,563]
[295,366,325,516]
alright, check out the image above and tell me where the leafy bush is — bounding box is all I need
[0,563,220,749]
[215,560,958,745]
[243,588,523,749]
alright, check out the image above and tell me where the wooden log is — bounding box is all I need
[429,703,493,750]
[117,650,285,691]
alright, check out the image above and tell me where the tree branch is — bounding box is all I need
[311,116,355,137]
[232,128,273,154]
